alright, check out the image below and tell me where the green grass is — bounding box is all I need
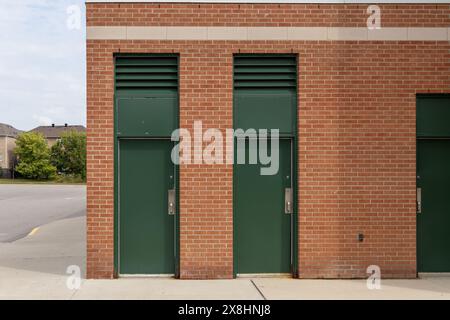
[0,176,86,185]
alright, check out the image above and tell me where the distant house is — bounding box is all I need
[0,123,22,178]
[29,124,86,147]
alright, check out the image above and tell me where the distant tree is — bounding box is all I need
[51,131,86,180]
[14,132,56,179]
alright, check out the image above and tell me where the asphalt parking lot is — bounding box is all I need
[0,184,85,242]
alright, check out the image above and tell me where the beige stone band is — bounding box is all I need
[87,26,450,41]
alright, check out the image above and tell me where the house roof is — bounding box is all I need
[0,123,22,138]
[30,125,86,139]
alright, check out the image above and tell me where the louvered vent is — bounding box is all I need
[115,56,178,94]
[234,56,297,90]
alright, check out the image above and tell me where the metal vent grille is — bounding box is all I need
[115,56,178,92]
[234,56,297,90]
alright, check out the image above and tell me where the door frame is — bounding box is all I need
[232,53,299,278]
[113,53,180,278]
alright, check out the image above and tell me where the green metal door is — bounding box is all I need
[234,138,292,274]
[233,55,297,275]
[417,139,450,272]
[417,95,450,273]
[115,55,179,276]
[119,139,175,275]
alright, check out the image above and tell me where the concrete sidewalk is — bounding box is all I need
[1,216,450,300]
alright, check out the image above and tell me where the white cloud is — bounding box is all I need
[0,0,86,131]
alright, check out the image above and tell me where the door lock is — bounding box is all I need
[168,189,176,215]
[285,188,293,214]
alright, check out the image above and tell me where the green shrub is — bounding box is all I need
[14,132,56,180]
[51,130,86,180]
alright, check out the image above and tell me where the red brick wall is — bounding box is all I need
[86,3,450,27]
[178,51,233,279]
[298,41,449,278]
[86,3,450,279]
[86,48,115,279]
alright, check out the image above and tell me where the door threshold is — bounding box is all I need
[418,272,450,278]
[119,274,175,278]
[236,273,292,278]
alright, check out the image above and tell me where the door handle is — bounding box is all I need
[416,187,422,214]
[168,189,176,215]
[285,188,293,214]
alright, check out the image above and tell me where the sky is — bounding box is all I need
[0,0,86,131]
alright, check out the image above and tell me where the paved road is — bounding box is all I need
[0,184,86,242]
